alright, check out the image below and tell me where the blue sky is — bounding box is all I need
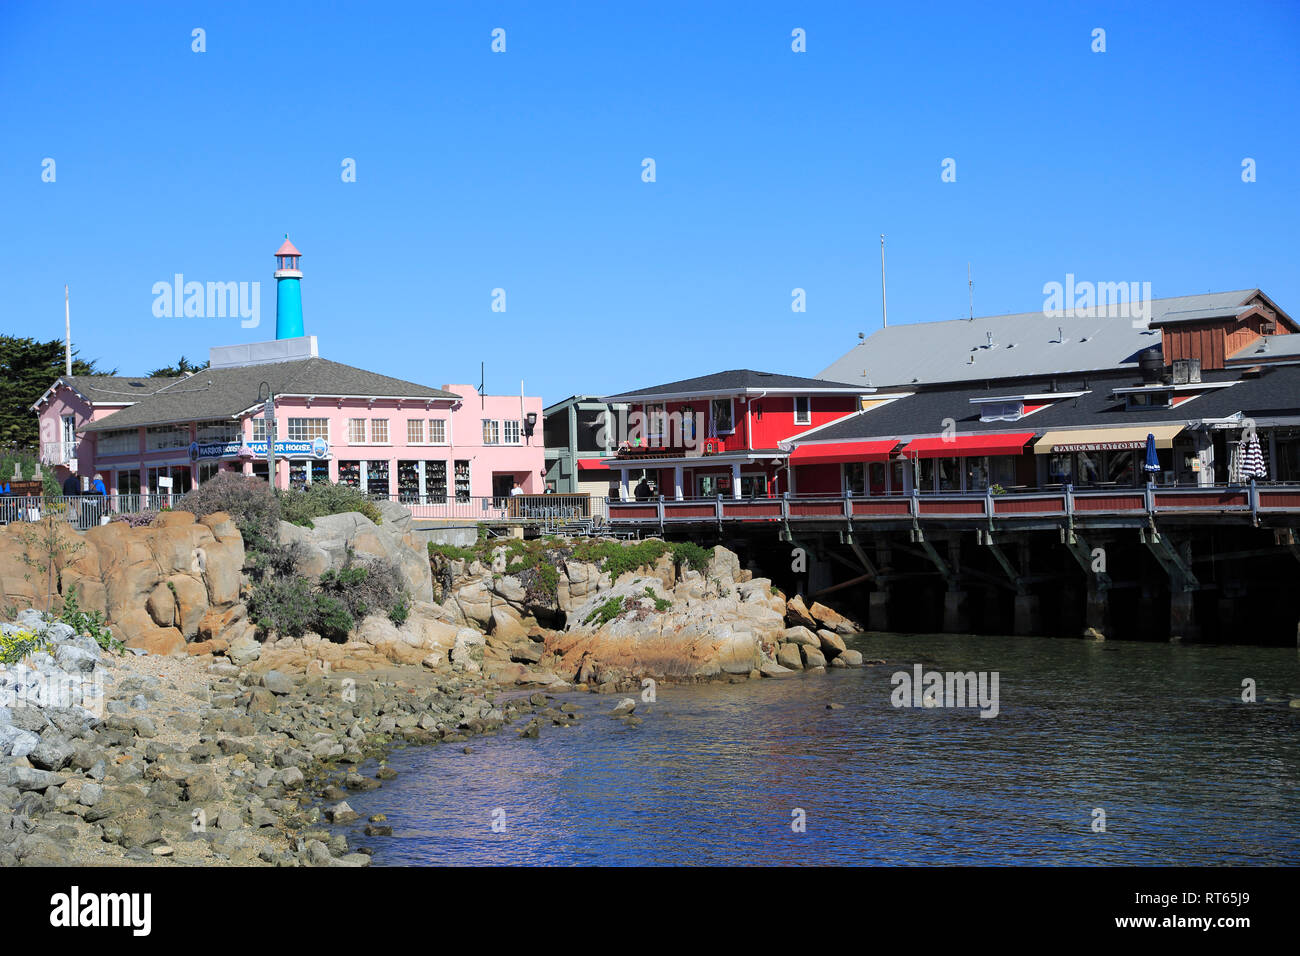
[2,1,1297,403]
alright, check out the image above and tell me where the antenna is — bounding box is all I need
[479,361,485,408]
[64,285,72,375]
[879,234,888,328]
[967,263,974,321]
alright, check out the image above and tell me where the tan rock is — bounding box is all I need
[816,629,847,656]
[784,594,817,629]
[810,601,857,635]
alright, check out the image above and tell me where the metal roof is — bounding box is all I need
[817,291,1259,389]
[78,357,458,432]
[605,368,868,402]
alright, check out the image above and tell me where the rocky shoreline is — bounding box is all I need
[0,503,872,866]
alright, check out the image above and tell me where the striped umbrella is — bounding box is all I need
[1238,434,1268,481]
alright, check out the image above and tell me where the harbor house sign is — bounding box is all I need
[190,437,330,461]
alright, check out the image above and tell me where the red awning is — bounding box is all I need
[577,458,611,471]
[897,432,1035,459]
[789,440,899,465]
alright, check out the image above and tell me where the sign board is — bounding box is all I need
[190,438,330,461]
[157,476,173,489]
[1050,440,1147,453]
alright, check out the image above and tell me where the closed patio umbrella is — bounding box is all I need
[1143,433,1160,478]
[1238,434,1268,481]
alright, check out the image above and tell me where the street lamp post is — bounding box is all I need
[259,382,276,487]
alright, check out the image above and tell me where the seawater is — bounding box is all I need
[329,633,1300,865]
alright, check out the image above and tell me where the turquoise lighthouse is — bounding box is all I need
[274,236,305,339]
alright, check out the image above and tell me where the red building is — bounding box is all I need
[600,369,869,499]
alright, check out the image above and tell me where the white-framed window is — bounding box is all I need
[97,429,138,456]
[794,396,811,425]
[483,420,500,445]
[347,419,366,444]
[646,403,666,444]
[287,418,329,441]
[61,414,76,444]
[504,420,521,444]
[429,419,446,444]
[407,419,424,444]
[711,398,734,435]
[146,425,189,451]
[370,419,389,444]
[196,420,240,443]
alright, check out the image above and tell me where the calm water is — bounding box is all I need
[331,634,1300,865]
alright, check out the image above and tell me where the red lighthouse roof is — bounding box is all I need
[275,238,301,257]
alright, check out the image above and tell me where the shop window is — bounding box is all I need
[711,399,734,434]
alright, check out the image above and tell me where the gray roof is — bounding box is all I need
[57,374,185,404]
[798,364,1300,445]
[818,291,1259,389]
[79,357,458,432]
[606,368,867,401]
[1228,334,1300,362]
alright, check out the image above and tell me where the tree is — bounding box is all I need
[0,335,113,451]
[148,356,208,377]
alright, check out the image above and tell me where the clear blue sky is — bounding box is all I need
[3,1,1297,403]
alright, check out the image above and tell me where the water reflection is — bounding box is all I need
[332,634,1300,865]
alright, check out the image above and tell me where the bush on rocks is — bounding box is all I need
[279,482,382,528]
[247,550,409,641]
[178,472,281,553]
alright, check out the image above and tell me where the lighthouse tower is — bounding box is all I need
[273,237,305,339]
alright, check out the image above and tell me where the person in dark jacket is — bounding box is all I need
[633,477,652,501]
[62,473,80,497]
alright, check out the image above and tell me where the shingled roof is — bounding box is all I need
[32,374,186,410]
[817,291,1262,389]
[605,369,868,401]
[79,357,458,432]
[792,364,1300,445]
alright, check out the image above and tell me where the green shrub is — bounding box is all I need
[644,586,672,612]
[59,586,125,655]
[311,593,355,642]
[318,551,408,626]
[583,596,625,627]
[247,574,318,637]
[279,482,382,527]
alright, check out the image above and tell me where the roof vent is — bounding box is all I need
[985,331,994,348]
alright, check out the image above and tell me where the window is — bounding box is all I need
[503,420,521,444]
[197,462,220,484]
[646,403,666,445]
[429,419,446,444]
[370,419,389,444]
[965,457,989,492]
[196,420,240,443]
[116,469,140,496]
[844,462,866,495]
[407,420,424,444]
[287,418,328,441]
[347,419,366,444]
[794,396,811,425]
[252,418,269,441]
[482,420,500,445]
[711,399,734,434]
[146,425,189,451]
[1128,391,1171,408]
[681,409,698,445]
[97,429,138,456]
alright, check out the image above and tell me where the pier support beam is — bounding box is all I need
[1014,594,1043,636]
[868,589,891,632]
[1085,580,1111,640]
[1170,590,1199,644]
[943,590,971,634]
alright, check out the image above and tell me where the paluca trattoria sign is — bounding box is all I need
[189,438,330,461]
[1049,440,1148,453]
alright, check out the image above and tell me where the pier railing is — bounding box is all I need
[606,482,1300,529]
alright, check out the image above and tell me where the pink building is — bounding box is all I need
[33,240,543,503]
[33,338,544,502]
